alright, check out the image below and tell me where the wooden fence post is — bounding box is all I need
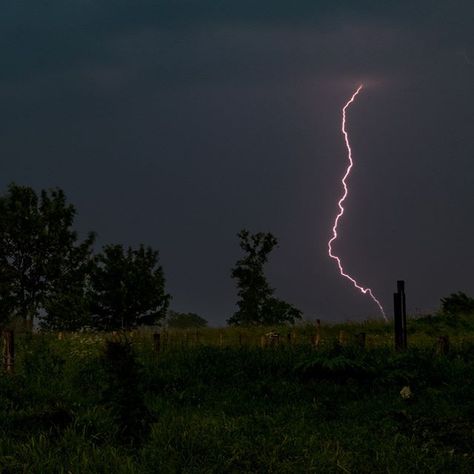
[153,332,161,353]
[311,319,321,349]
[394,280,407,351]
[3,330,14,373]
[260,335,266,348]
[338,330,349,346]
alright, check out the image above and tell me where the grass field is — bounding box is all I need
[1,314,474,473]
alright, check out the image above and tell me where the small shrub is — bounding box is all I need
[99,339,152,444]
[295,353,374,382]
[441,292,474,315]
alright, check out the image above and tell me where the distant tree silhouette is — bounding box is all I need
[441,292,474,315]
[90,244,170,330]
[166,310,208,329]
[41,254,94,331]
[228,229,302,326]
[0,184,95,327]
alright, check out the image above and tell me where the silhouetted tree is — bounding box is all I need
[40,259,93,331]
[166,310,208,329]
[0,184,95,327]
[262,297,303,326]
[441,292,474,315]
[228,229,302,326]
[90,244,170,330]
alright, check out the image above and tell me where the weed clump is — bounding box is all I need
[99,338,152,444]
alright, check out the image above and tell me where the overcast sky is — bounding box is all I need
[1,1,473,325]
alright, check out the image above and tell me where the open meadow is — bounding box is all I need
[1,314,474,473]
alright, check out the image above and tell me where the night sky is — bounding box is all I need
[1,1,473,325]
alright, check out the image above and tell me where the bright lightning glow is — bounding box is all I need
[328,84,387,321]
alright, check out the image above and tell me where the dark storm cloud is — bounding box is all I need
[1,0,471,97]
[1,0,471,81]
[1,1,473,324]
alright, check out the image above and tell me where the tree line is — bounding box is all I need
[0,184,301,331]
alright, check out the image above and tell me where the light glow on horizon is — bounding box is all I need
[327,84,387,321]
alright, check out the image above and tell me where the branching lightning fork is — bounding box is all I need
[327,84,387,320]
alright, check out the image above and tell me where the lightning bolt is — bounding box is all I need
[328,84,387,321]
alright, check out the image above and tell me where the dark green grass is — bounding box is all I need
[1,316,474,473]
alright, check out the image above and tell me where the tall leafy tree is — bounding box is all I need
[0,184,95,327]
[228,229,302,326]
[90,244,170,330]
[40,240,95,331]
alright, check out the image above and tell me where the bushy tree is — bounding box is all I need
[40,263,93,331]
[41,224,96,331]
[90,244,170,330]
[228,229,302,326]
[0,184,95,327]
[262,297,303,325]
[166,310,208,329]
[441,292,474,315]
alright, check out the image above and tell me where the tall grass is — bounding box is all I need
[1,314,473,472]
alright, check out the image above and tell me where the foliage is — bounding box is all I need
[89,244,170,330]
[166,310,208,329]
[262,297,303,326]
[40,236,95,331]
[228,229,302,326]
[409,312,473,337]
[0,264,15,328]
[441,291,474,315]
[41,278,93,331]
[99,339,152,443]
[295,353,374,382]
[1,329,474,473]
[0,183,95,327]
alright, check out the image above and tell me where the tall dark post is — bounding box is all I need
[399,280,407,349]
[394,280,407,351]
[394,291,402,350]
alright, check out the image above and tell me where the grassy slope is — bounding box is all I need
[1,314,473,473]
